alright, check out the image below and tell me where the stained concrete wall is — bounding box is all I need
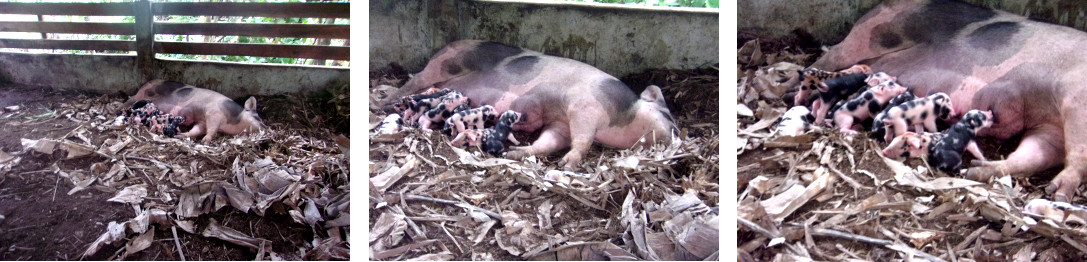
[157,59,349,98]
[739,0,1087,45]
[370,0,719,78]
[0,53,141,94]
[0,52,348,98]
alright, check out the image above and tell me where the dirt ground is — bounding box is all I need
[368,65,720,260]
[0,83,348,260]
[737,31,1087,261]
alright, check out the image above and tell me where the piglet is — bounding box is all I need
[376,114,404,135]
[482,110,522,156]
[418,99,470,131]
[811,73,870,125]
[408,89,468,125]
[395,88,454,123]
[794,64,872,114]
[881,132,938,159]
[443,105,498,138]
[880,93,955,143]
[449,110,522,156]
[870,92,918,142]
[829,80,909,134]
[125,80,265,142]
[928,109,993,172]
[865,72,896,87]
[773,106,820,137]
[881,110,993,172]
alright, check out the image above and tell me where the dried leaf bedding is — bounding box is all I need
[0,84,348,260]
[737,38,1087,261]
[369,66,720,260]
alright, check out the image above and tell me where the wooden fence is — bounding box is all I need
[0,1,349,83]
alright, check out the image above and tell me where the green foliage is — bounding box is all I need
[568,0,717,8]
[23,6,350,66]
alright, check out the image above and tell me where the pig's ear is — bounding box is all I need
[641,85,665,103]
[244,97,258,111]
[907,136,922,149]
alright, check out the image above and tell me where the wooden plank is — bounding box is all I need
[0,39,134,51]
[154,3,349,18]
[0,22,133,35]
[133,0,154,84]
[155,42,349,61]
[0,3,132,16]
[155,23,348,39]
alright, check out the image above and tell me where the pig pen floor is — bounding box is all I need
[368,67,720,260]
[0,83,349,260]
[738,32,1086,261]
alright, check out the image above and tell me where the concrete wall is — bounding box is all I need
[157,59,349,98]
[0,52,348,98]
[739,0,1087,45]
[370,0,719,77]
[0,52,141,94]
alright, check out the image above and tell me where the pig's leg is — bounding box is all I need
[964,141,986,162]
[967,127,1064,191]
[201,119,221,142]
[892,118,909,138]
[506,133,520,145]
[180,123,206,140]
[418,117,434,131]
[833,111,856,134]
[1048,100,1087,202]
[924,118,939,132]
[449,131,468,147]
[812,99,828,125]
[506,124,571,161]
[559,115,603,170]
[793,90,809,109]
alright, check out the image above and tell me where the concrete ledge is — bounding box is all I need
[157,58,349,98]
[0,52,141,94]
[369,0,719,77]
[0,52,348,98]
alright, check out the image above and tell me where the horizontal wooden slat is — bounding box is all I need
[0,3,132,16]
[0,22,133,35]
[155,42,348,61]
[154,3,349,18]
[155,23,347,39]
[0,39,134,51]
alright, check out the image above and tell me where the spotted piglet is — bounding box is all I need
[418,100,471,131]
[773,106,820,137]
[793,64,872,107]
[870,92,918,142]
[879,93,955,143]
[882,110,993,172]
[828,80,910,134]
[443,105,498,138]
[401,88,458,124]
[865,72,896,87]
[928,110,994,172]
[450,110,522,156]
[811,73,871,125]
[881,132,939,159]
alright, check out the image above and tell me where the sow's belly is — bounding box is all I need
[862,47,1066,140]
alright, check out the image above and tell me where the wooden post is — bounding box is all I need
[133,0,153,84]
